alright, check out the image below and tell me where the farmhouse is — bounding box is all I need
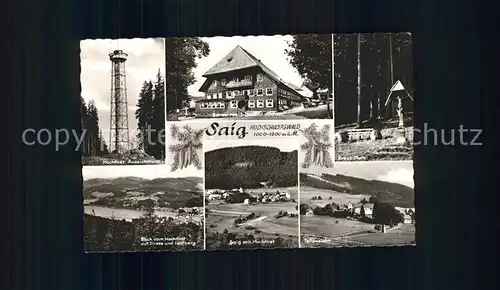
[208,194,222,200]
[196,45,304,116]
[354,203,374,218]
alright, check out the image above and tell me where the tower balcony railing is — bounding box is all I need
[225,79,253,88]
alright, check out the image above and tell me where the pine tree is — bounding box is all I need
[151,70,166,159]
[135,81,155,154]
[102,215,117,251]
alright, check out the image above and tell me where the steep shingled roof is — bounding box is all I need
[200,45,303,97]
[202,45,259,77]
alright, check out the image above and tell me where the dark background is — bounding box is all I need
[5,0,494,289]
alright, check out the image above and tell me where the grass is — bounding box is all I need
[300,215,376,238]
[300,186,370,208]
[206,189,299,240]
[346,224,416,245]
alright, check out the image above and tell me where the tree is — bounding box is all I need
[166,38,210,112]
[168,124,203,171]
[334,33,414,127]
[151,70,166,159]
[135,70,166,159]
[83,100,107,156]
[136,81,154,152]
[286,35,332,117]
[299,123,333,168]
[372,202,404,225]
[102,215,117,250]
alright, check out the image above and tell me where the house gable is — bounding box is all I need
[202,45,259,77]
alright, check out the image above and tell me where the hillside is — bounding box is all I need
[83,176,203,209]
[300,173,414,207]
[205,146,298,189]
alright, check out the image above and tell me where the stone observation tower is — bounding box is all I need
[108,50,130,154]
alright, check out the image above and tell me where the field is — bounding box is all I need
[299,172,415,247]
[301,215,376,237]
[300,186,370,208]
[206,187,299,246]
[347,224,415,245]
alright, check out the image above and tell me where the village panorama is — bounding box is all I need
[299,162,415,247]
[204,143,300,249]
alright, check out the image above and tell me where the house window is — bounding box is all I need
[200,102,206,109]
[257,74,263,82]
[221,79,227,86]
[220,102,225,108]
[266,88,274,96]
[226,91,233,98]
[233,90,240,96]
[232,77,238,83]
[265,99,274,108]
[206,94,212,99]
[230,100,238,108]
[248,89,254,97]
[244,75,252,82]
[248,100,255,108]
[217,92,223,99]
[213,80,218,87]
[256,89,264,96]
[257,100,265,108]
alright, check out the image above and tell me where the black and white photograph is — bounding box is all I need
[165,122,206,173]
[166,35,333,121]
[333,33,414,162]
[83,165,204,252]
[203,121,300,249]
[80,38,166,166]
[299,161,415,248]
[298,121,335,170]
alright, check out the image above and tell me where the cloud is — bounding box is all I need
[80,38,165,134]
[377,168,414,188]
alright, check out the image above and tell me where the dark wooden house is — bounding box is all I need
[196,45,304,116]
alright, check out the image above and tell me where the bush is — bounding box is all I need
[299,203,310,215]
[225,192,252,204]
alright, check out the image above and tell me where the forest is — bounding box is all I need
[300,173,414,208]
[204,146,298,189]
[80,98,108,157]
[333,33,413,127]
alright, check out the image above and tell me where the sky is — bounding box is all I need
[80,38,165,135]
[82,164,202,180]
[204,138,299,153]
[187,35,304,97]
[331,161,414,188]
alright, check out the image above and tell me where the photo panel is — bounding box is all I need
[165,35,333,123]
[82,164,205,252]
[299,161,415,248]
[80,38,166,166]
[333,33,414,162]
[203,120,301,250]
